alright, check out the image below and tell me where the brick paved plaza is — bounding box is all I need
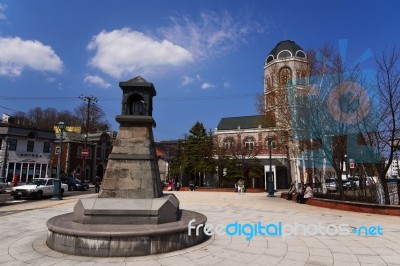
[1,191,400,265]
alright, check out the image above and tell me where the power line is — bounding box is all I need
[98,93,258,102]
[79,95,98,133]
[0,105,19,112]
[156,93,257,101]
[0,93,258,102]
[0,96,78,101]
[79,95,98,181]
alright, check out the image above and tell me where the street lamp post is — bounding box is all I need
[1,136,10,183]
[51,122,66,200]
[344,154,348,180]
[82,133,88,182]
[267,137,275,197]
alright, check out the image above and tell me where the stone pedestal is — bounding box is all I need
[46,76,207,257]
[47,210,207,257]
[73,194,179,224]
[99,116,163,199]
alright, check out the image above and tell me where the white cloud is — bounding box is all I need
[87,28,193,79]
[0,3,6,21]
[223,81,230,88]
[84,74,112,89]
[160,10,265,60]
[0,37,63,77]
[181,75,194,86]
[46,77,57,83]
[201,82,215,90]
[181,74,202,86]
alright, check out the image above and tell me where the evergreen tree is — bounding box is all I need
[170,140,184,179]
[182,122,215,187]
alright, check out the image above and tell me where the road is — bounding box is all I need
[1,191,400,265]
[0,187,96,215]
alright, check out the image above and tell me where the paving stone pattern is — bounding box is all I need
[1,191,400,265]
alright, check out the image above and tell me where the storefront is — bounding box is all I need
[6,160,51,183]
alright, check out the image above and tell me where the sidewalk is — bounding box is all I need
[1,191,400,265]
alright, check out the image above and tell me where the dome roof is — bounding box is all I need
[266,40,306,64]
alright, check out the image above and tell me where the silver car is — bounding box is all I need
[325,178,338,191]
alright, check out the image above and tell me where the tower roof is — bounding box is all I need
[119,76,153,88]
[266,40,306,64]
[119,75,156,96]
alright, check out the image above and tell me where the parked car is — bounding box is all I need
[10,178,68,200]
[325,178,338,191]
[365,176,377,186]
[342,177,355,189]
[353,176,360,187]
[61,177,89,191]
[346,176,360,188]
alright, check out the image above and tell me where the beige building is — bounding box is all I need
[214,40,309,190]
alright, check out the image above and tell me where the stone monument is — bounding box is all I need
[46,76,207,257]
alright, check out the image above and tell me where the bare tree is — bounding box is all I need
[213,137,234,187]
[11,104,110,132]
[12,111,30,126]
[57,110,80,128]
[299,46,374,199]
[259,43,371,200]
[74,102,110,133]
[358,46,400,204]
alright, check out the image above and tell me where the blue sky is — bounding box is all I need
[0,0,399,141]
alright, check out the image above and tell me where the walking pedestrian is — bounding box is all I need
[94,176,101,193]
[237,178,245,195]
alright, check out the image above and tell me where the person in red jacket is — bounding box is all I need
[12,175,19,187]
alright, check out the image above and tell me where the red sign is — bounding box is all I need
[349,159,355,169]
[81,149,89,157]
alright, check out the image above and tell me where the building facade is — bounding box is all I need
[214,115,290,189]
[51,130,113,182]
[88,131,114,180]
[0,120,56,184]
[214,40,309,190]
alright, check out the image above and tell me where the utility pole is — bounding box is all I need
[79,95,98,181]
[1,136,10,183]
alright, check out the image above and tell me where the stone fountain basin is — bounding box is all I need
[46,209,207,257]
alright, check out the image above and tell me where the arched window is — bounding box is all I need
[244,137,255,150]
[266,55,274,64]
[265,137,277,150]
[279,67,292,86]
[129,94,145,115]
[223,137,235,150]
[296,50,306,58]
[277,50,292,59]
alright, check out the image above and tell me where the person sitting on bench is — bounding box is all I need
[298,183,313,204]
[286,181,296,200]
